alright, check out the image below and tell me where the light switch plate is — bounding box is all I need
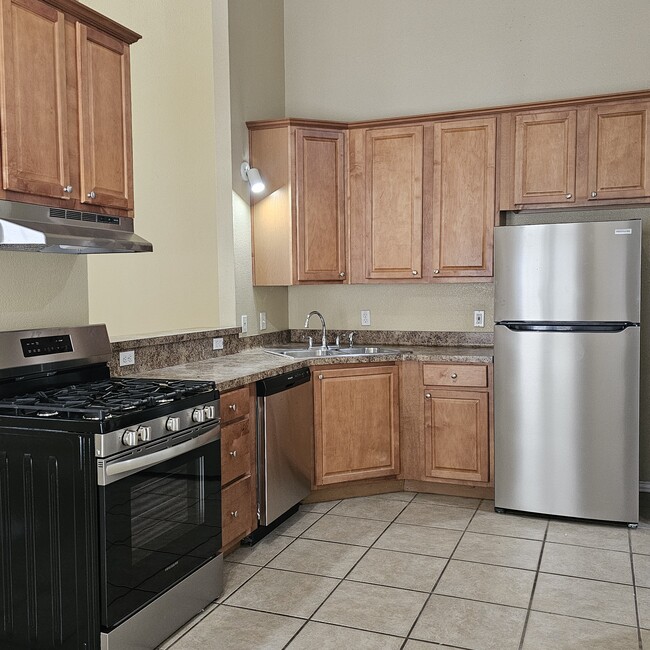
[361,310,371,326]
[212,337,224,350]
[241,315,248,334]
[473,310,485,327]
[259,312,267,330]
[119,350,135,366]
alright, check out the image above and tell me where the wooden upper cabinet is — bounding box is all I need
[430,117,495,278]
[0,0,137,214]
[314,365,400,486]
[588,101,650,201]
[513,110,577,206]
[249,122,347,286]
[77,24,133,211]
[0,0,70,199]
[295,128,346,282]
[364,125,423,280]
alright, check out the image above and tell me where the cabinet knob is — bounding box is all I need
[425,393,431,399]
[63,185,72,193]
[229,450,237,458]
[230,510,239,518]
[451,372,458,379]
[433,269,439,274]
[228,403,237,412]
[591,191,598,197]
[566,193,572,199]
[339,271,345,278]
[87,191,96,199]
[412,270,418,276]
[318,374,323,380]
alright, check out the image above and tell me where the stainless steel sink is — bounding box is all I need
[263,346,406,359]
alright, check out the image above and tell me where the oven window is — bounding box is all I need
[98,438,221,629]
[130,458,206,565]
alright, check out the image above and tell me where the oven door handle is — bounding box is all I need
[98,425,220,486]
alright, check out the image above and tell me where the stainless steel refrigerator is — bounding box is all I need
[494,219,641,525]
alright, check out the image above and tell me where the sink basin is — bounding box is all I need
[263,346,407,359]
[263,347,340,358]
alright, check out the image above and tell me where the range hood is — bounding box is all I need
[0,200,153,254]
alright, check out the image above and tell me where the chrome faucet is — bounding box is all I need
[304,310,327,349]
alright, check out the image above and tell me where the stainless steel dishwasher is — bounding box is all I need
[256,367,313,535]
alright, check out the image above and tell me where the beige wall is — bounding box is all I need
[85,0,224,338]
[229,0,288,336]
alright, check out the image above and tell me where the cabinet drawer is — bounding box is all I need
[222,418,252,485]
[220,386,250,424]
[222,475,254,548]
[422,364,487,388]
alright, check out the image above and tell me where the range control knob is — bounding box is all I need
[122,429,138,447]
[166,417,181,432]
[203,405,216,420]
[137,426,152,442]
[192,408,206,423]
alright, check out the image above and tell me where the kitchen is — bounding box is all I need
[1,0,650,649]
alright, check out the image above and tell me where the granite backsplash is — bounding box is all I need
[110,329,493,376]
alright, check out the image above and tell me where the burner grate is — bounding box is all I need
[0,378,215,421]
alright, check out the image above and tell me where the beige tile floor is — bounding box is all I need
[158,492,650,650]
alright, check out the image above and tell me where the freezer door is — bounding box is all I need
[494,324,639,523]
[495,220,641,323]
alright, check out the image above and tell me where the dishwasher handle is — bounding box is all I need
[257,366,311,397]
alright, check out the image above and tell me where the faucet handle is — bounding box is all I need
[307,336,313,349]
[335,334,340,347]
[348,331,355,346]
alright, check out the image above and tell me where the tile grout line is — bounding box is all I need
[629,527,644,650]
[517,517,550,650]
[398,497,485,647]
[280,493,413,648]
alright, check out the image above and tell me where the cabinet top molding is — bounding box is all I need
[247,88,650,131]
[45,0,141,44]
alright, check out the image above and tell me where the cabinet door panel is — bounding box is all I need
[365,126,423,279]
[424,389,488,482]
[314,366,399,485]
[513,110,577,205]
[588,101,650,200]
[0,0,69,198]
[77,24,133,211]
[431,117,495,277]
[296,128,346,282]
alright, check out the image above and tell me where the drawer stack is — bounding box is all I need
[220,385,257,549]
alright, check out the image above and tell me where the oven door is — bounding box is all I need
[97,424,221,630]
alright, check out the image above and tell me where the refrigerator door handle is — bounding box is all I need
[500,322,638,333]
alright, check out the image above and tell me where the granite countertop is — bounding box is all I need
[133,345,493,392]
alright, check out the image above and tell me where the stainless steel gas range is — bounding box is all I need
[0,325,223,650]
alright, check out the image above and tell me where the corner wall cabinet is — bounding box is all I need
[0,0,138,216]
[313,364,400,486]
[249,121,347,285]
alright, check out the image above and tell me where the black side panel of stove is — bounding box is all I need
[0,429,99,649]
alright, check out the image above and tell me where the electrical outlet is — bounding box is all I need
[474,310,485,328]
[259,312,267,331]
[212,337,224,350]
[241,315,248,334]
[119,350,135,366]
[361,310,371,326]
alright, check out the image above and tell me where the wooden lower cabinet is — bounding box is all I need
[221,475,254,548]
[424,389,489,482]
[314,364,400,486]
[220,385,256,550]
